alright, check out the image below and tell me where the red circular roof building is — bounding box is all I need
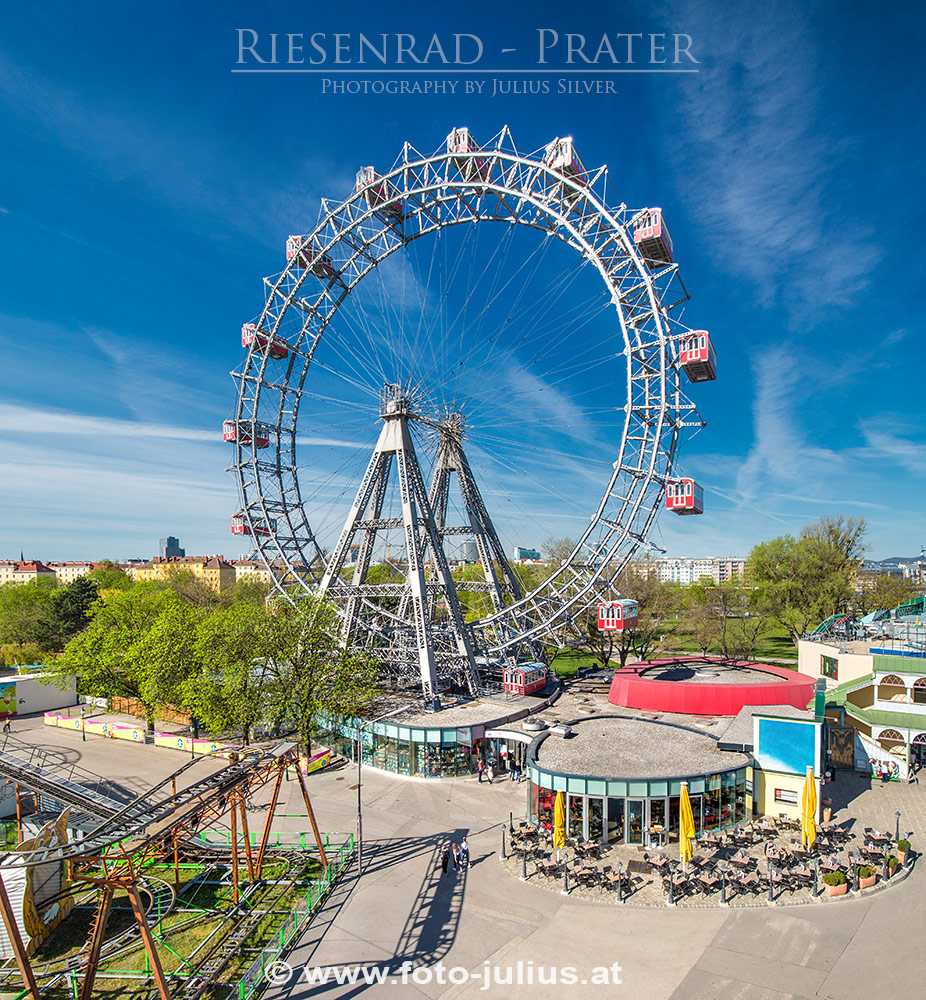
[608,657,816,716]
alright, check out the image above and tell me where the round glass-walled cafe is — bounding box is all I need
[527,716,750,846]
[311,706,541,778]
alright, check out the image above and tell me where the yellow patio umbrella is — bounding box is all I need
[679,781,696,869]
[801,766,817,850]
[552,791,566,852]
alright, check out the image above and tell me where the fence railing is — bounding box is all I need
[232,834,355,1000]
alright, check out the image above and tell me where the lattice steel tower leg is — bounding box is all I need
[319,387,482,707]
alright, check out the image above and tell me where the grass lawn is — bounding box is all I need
[544,620,798,678]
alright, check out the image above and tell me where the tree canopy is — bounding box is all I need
[748,514,868,645]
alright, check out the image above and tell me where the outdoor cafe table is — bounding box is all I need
[696,872,719,891]
[573,865,597,884]
[729,854,753,869]
[648,855,669,869]
[734,873,759,893]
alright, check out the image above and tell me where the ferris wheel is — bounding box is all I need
[226,126,714,704]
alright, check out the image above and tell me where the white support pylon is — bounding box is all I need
[319,389,481,706]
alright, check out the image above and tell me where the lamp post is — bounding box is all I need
[357,704,413,877]
[895,811,901,844]
[80,705,86,742]
[189,725,195,761]
[719,864,727,905]
[617,861,623,903]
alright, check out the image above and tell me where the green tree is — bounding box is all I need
[87,561,133,591]
[269,598,379,753]
[0,578,58,646]
[32,576,99,652]
[54,586,183,731]
[187,604,277,745]
[749,514,867,645]
[167,570,220,609]
[854,574,917,615]
[134,601,207,721]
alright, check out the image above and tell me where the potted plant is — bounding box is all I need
[823,870,848,896]
[822,805,832,823]
[856,864,876,889]
[886,855,900,878]
[896,838,910,863]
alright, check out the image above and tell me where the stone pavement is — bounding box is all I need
[4,715,926,999]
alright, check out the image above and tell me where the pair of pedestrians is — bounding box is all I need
[477,760,496,784]
[440,837,469,875]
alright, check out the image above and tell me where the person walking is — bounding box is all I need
[452,843,461,871]
[486,763,495,785]
[440,844,450,876]
[476,759,484,783]
[460,837,469,869]
[2,719,10,736]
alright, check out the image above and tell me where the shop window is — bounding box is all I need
[774,788,798,805]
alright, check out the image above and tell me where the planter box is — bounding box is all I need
[887,865,900,878]
[822,807,832,823]
[825,882,848,897]
[858,874,876,889]
[896,850,907,864]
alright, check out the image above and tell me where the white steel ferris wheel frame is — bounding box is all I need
[230,126,704,657]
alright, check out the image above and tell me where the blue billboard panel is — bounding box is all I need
[754,717,816,775]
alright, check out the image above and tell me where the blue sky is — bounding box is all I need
[0,0,923,563]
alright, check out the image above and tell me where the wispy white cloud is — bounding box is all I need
[859,425,925,478]
[660,0,879,314]
[0,403,216,442]
[735,344,842,501]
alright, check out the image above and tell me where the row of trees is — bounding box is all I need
[42,584,378,749]
[541,515,919,669]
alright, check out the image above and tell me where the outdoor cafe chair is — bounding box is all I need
[696,871,720,894]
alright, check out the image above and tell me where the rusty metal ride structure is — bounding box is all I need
[0,743,326,1000]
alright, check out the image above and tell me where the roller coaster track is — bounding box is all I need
[0,737,155,823]
[0,742,298,870]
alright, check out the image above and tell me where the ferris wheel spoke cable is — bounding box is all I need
[232,130,705,672]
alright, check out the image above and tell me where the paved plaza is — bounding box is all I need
[4,713,926,999]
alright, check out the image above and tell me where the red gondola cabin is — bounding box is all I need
[666,479,704,515]
[231,514,277,537]
[241,323,289,360]
[544,137,587,205]
[222,420,270,449]
[597,600,639,632]
[447,127,489,182]
[503,663,547,696]
[633,209,673,268]
[679,331,717,383]
[356,166,403,220]
[286,236,335,278]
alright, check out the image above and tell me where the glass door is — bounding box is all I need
[587,797,604,843]
[606,798,624,844]
[648,798,667,847]
[626,800,644,845]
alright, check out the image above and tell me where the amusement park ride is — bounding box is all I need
[0,741,328,1000]
[223,125,716,702]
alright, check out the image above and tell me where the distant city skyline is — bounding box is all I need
[1,1,923,563]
